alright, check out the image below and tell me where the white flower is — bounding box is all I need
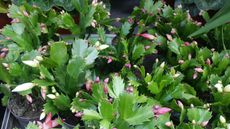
[23,60,39,67]
[214,81,223,92]
[220,115,226,124]
[12,83,35,92]
[47,94,56,99]
[224,84,230,92]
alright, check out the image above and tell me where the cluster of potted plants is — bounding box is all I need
[0,0,230,129]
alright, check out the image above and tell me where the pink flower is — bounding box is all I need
[194,67,203,73]
[107,57,113,64]
[136,33,155,40]
[153,105,171,117]
[37,113,60,129]
[23,10,29,17]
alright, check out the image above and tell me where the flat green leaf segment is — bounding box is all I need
[72,39,99,65]
[50,42,68,66]
[187,108,212,124]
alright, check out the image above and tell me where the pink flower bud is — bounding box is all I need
[166,34,173,41]
[201,121,209,127]
[26,95,33,103]
[125,63,131,69]
[194,67,203,73]
[177,100,184,110]
[165,121,173,127]
[11,18,20,23]
[41,87,47,99]
[104,78,109,84]
[95,76,100,83]
[1,48,8,52]
[171,28,176,34]
[178,60,184,64]
[184,42,190,46]
[126,86,134,93]
[0,52,6,58]
[75,112,83,117]
[145,45,151,50]
[206,58,211,65]
[85,80,93,91]
[137,33,155,40]
[23,10,29,17]
[193,72,198,79]
[153,105,171,117]
[107,57,113,64]
[128,18,134,24]
[104,85,108,94]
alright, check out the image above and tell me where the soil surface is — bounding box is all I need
[8,94,43,119]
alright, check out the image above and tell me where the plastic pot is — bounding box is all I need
[8,107,40,128]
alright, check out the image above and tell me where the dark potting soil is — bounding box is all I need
[8,94,43,119]
[61,112,83,126]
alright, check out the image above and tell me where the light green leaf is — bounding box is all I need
[187,108,212,124]
[168,39,180,55]
[12,23,25,35]
[125,106,153,125]
[121,22,131,36]
[119,93,134,119]
[83,109,102,121]
[72,39,88,58]
[132,44,145,60]
[53,94,71,111]
[50,42,68,66]
[100,119,110,129]
[99,100,114,121]
[32,79,55,87]
[67,57,86,79]
[112,76,125,98]
[39,65,54,81]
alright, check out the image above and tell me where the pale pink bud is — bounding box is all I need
[137,33,156,40]
[165,121,173,127]
[178,60,184,64]
[166,34,173,41]
[206,58,211,65]
[145,45,151,50]
[194,67,203,73]
[85,80,93,91]
[95,76,100,83]
[1,48,8,52]
[79,99,85,102]
[177,100,184,110]
[184,42,190,46]
[125,63,131,69]
[107,57,113,64]
[11,18,20,23]
[0,53,6,58]
[201,121,209,127]
[26,95,33,103]
[75,112,83,117]
[104,78,109,84]
[104,85,108,94]
[128,18,134,24]
[41,87,47,99]
[193,72,198,79]
[171,28,176,34]
[126,86,134,93]
[23,10,29,17]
